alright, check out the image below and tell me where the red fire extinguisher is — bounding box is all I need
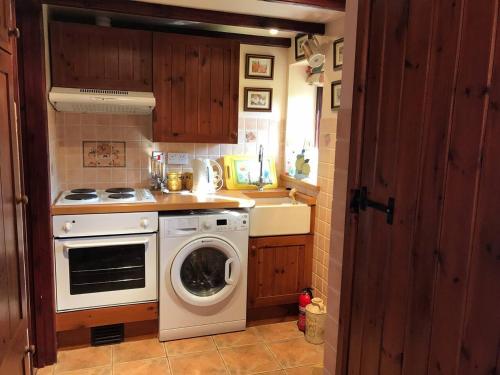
[297,288,313,332]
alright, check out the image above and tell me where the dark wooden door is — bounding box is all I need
[50,21,152,91]
[0,44,30,373]
[248,235,312,308]
[153,32,239,143]
[338,0,500,374]
[0,0,13,53]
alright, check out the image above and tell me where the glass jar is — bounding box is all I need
[182,172,193,191]
[167,172,182,191]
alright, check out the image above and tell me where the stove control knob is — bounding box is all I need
[202,221,212,231]
[140,218,149,229]
[63,222,72,233]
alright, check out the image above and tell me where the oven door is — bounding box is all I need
[54,233,157,311]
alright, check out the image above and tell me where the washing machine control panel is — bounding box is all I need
[200,213,249,232]
[163,211,249,236]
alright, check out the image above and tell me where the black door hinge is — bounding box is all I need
[350,187,395,224]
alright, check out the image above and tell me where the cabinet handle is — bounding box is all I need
[8,27,21,39]
[24,345,35,354]
[16,195,29,205]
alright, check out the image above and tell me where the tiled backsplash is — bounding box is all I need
[53,112,284,193]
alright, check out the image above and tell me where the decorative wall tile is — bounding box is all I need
[83,141,126,167]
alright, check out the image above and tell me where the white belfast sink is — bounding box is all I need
[249,197,311,237]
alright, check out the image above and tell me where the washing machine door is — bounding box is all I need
[170,237,241,307]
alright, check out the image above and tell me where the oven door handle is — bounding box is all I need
[62,239,150,257]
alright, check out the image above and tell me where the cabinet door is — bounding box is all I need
[0,0,13,54]
[50,21,152,91]
[153,32,239,143]
[0,49,30,374]
[248,235,313,308]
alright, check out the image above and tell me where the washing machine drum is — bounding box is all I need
[170,237,241,307]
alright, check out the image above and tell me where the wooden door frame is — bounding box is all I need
[334,0,375,374]
[15,0,57,367]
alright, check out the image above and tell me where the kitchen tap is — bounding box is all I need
[252,145,267,191]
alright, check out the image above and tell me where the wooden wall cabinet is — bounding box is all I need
[153,32,239,143]
[0,0,14,54]
[248,235,313,308]
[50,21,152,91]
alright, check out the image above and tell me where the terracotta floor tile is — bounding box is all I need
[219,344,281,374]
[267,338,323,368]
[168,351,227,375]
[254,322,303,343]
[113,358,171,374]
[55,346,112,372]
[164,336,216,356]
[285,365,323,375]
[113,338,166,364]
[213,328,263,348]
[56,366,111,375]
[36,365,55,375]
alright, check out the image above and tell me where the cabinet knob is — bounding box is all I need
[8,27,20,39]
[16,195,29,205]
[24,344,35,354]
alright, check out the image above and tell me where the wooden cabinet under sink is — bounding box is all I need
[247,234,313,308]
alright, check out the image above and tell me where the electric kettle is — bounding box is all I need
[191,159,223,194]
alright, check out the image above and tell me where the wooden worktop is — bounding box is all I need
[51,188,317,215]
[51,190,254,215]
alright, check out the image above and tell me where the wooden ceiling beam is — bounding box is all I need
[261,0,345,11]
[118,23,292,48]
[42,0,326,35]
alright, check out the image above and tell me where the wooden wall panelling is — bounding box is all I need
[338,0,500,373]
[401,0,465,372]
[345,0,385,371]
[356,1,408,373]
[458,18,500,373]
[50,21,152,91]
[378,0,434,373]
[15,2,57,367]
[335,0,371,372]
[426,1,498,373]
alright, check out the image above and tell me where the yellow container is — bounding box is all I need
[167,172,182,191]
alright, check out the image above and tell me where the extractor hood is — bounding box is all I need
[48,87,156,115]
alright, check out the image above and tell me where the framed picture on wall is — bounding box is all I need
[333,38,344,70]
[245,54,274,80]
[295,33,308,60]
[331,81,342,110]
[244,88,273,112]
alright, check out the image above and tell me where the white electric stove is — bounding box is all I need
[54,187,156,205]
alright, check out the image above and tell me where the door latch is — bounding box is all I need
[350,187,395,225]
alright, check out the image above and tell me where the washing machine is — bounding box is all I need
[159,209,249,341]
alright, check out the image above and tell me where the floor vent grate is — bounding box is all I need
[91,323,124,346]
